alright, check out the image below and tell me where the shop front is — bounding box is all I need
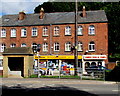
[82,55,107,74]
[34,55,82,75]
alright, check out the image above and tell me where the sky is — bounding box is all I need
[0,0,49,17]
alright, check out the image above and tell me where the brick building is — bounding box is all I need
[0,7,108,74]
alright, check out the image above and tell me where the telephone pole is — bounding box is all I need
[74,0,78,76]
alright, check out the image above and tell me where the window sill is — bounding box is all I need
[65,35,71,36]
[53,35,60,37]
[10,37,16,38]
[21,36,27,38]
[42,35,48,37]
[77,35,83,36]
[88,50,95,52]
[65,51,71,52]
[88,34,95,36]
[31,36,37,38]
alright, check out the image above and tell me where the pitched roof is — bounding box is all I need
[2,47,33,55]
[0,10,108,27]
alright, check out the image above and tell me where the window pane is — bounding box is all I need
[1,29,6,37]
[32,28,37,36]
[43,27,48,36]
[11,29,16,37]
[65,26,71,35]
[78,26,83,35]
[89,25,95,35]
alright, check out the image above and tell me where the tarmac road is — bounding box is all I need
[0,78,119,96]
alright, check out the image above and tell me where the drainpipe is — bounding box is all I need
[50,24,52,55]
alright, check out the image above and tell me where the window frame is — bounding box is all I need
[54,26,59,36]
[54,42,60,51]
[88,41,95,52]
[78,42,83,51]
[65,26,71,36]
[21,28,27,37]
[32,27,38,36]
[65,42,71,51]
[43,42,48,52]
[1,29,6,37]
[0,43,6,52]
[21,43,27,47]
[42,27,48,36]
[11,28,16,37]
[77,26,83,35]
[10,43,16,48]
[88,25,95,35]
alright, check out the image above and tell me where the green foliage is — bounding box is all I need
[34,2,120,56]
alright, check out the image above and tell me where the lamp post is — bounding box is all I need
[32,43,41,77]
[74,0,78,76]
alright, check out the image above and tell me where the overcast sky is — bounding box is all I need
[0,0,49,17]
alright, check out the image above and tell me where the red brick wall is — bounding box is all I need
[0,22,108,62]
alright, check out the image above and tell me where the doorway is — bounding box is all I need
[8,57,24,77]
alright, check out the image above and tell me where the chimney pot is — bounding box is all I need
[40,8,44,19]
[83,6,86,17]
[19,11,25,20]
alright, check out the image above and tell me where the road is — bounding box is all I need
[0,78,119,96]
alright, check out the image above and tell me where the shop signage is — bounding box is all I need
[34,55,82,59]
[83,55,107,60]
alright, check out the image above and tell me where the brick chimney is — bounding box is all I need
[82,6,86,17]
[19,11,26,20]
[40,8,44,19]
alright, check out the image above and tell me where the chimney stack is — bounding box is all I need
[19,11,26,20]
[82,6,86,17]
[40,8,44,19]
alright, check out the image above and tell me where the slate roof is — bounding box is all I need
[0,10,108,27]
[2,47,33,55]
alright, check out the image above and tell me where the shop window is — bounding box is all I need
[85,62,90,68]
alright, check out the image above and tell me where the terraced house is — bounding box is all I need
[0,7,108,75]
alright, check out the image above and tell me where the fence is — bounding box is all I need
[33,66,105,80]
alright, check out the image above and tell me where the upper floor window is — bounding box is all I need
[10,43,16,48]
[54,42,60,51]
[78,42,83,51]
[11,28,16,37]
[88,25,95,35]
[65,42,71,51]
[21,43,27,47]
[54,26,59,36]
[1,29,6,37]
[21,28,27,37]
[65,26,71,35]
[43,42,48,52]
[78,26,83,35]
[43,27,48,36]
[32,43,37,53]
[0,43,6,52]
[89,41,95,51]
[32,28,38,36]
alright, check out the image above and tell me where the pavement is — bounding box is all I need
[0,78,119,96]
